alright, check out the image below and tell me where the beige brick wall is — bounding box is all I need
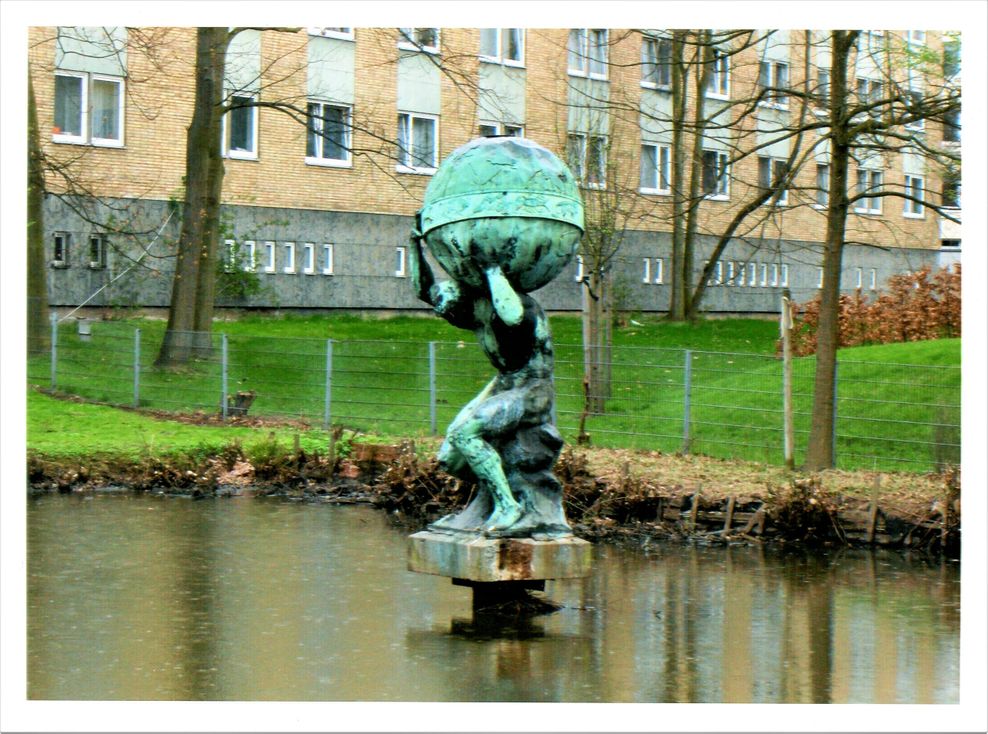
[29,26,946,250]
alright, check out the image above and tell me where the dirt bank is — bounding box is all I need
[27,440,960,558]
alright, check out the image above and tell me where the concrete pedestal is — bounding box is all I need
[407,530,592,583]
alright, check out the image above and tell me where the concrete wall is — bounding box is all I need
[43,196,939,315]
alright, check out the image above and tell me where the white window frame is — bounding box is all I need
[709,260,723,286]
[726,260,735,286]
[302,242,316,274]
[855,267,863,289]
[771,263,779,287]
[568,132,607,189]
[701,150,730,200]
[642,257,651,284]
[757,60,789,109]
[397,112,439,174]
[854,169,883,214]
[322,244,335,275]
[654,257,664,285]
[870,268,877,290]
[223,92,259,160]
[308,28,354,41]
[479,28,524,67]
[735,261,745,287]
[817,267,825,289]
[906,30,926,46]
[398,28,439,54]
[241,241,256,272]
[395,246,407,277]
[223,239,237,273]
[306,101,352,168]
[903,175,925,218]
[758,156,789,205]
[641,35,672,89]
[88,233,107,269]
[855,77,883,117]
[262,241,276,273]
[706,47,730,99]
[52,231,70,267]
[814,67,830,111]
[815,163,830,208]
[479,121,524,138]
[745,262,755,286]
[574,254,585,282]
[640,143,671,194]
[780,264,789,287]
[53,71,125,148]
[282,242,296,274]
[568,28,608,80]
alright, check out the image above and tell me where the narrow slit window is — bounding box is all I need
[395,246,407,277]
[303,243,316,274]
[263,241,276,273]
[283,242,296,274]
[323,244,334,275]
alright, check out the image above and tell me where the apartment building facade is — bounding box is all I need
[29,26,958,315]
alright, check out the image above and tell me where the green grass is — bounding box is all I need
[26,390,330,459]
[27,314,959,471]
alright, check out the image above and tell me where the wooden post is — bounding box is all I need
[781,292,795,470]
[723,496,736,533]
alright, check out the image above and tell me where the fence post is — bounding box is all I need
[831,359,839,467]
[428,341,437,435]
[49,312,58,390]
[781,293,795,470]
[221,333,228,420]
[682,349,692,454]
[323,339,333,430]
[133,328,141,408]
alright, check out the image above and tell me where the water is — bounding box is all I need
[27,493,960,703]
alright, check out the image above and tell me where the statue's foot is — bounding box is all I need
[485,502,524,532]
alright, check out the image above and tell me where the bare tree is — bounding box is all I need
[27,71,50,356]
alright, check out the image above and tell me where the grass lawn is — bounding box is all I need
[27,313,959,471]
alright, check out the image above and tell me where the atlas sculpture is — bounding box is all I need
[410,136,584,540]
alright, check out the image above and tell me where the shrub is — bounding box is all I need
[788,264,961,356]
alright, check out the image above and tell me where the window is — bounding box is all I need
[640,143,671,194]
[641,35,672,88]
[398,28,439,54]
[224,239,237,272]
[856,78,883,116]
[478,122,523,137]
[306,102,351,166]
[758,156,788,205]
[815,163,830,207]
[709,261,723,286]
[52,232,70,267]
[309,28,353,40]
[941,239,960,249]
[53,71,124,147]
[302,243,316,274]
[568,29,608,79]
[726,260,735,286]
[942,106,960,143]
[760,263,768,287]
[780,263,789,287]
[241,241,256,272]
[654,257,664,284]
[706,48,730,97]
[322,244,334,275]
[283,242,296,274]
[815,67,830,108]
[397,113,438,173]
[574,254,585,282]
[855,267,863,289]
[642,258,651,284]
[817,267,824,288]
[480,28,523,65]
[641,258,665,285]
[734,261,745,287]
[568,133,606,188]
[701,150,729,199]
[748,262,757,286]
[262,241,276,273]
[903,175,924,217]
[942,173,961,208]
[906,30,926,45]
[223,93,257,159]
[870,268,877,290]
[905,88,925,131]
[942,39,960,78]
[854,169,882,214]
[88,234,106,269]
[395,246,407,277]
[771,263,779,287]
[758,60,789,107]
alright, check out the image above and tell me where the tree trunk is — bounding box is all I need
[27,71,50,356]
[805,32,854,471]
[156,28,228,366]
[582,268,609,414]
[669,32,687,320]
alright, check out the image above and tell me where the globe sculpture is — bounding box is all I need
[409,136,584,540]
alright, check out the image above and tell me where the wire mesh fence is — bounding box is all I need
[27,318,960,473]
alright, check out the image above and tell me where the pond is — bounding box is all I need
[27,493,960,703]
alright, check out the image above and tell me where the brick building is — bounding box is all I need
[28,26,960,315]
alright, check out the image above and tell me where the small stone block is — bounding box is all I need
[407,530,592,583]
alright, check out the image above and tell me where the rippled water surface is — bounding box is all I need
[28,493,960,702]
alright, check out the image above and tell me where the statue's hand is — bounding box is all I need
[485,266,524,326]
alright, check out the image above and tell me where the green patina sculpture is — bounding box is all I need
[410,136,584,538]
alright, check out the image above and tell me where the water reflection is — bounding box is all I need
[27,494,959,702]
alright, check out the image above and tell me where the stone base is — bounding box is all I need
[407,530,592,583]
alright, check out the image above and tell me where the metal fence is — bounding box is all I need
[28,316,960,472]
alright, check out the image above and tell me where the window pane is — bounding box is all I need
[480,28,498,57]
[587,136,605,185]
[322,105,347,160]
[306,102,320,157]
[567,134,584,180]
[479,123,498,137]
[504,125,523,137]
[640,145,657,189]
[54,75,83,136]
[411,116,435,168]
[568,29,585,71]
[658,39,672,85]
[758,156,771,188]
[229,97,254,152]
[504,29,522,61]
[91,78,120,140]
[702,151,718,193]
[589,29,607,76]
[659,146,670,189]
[816,164,829,206]
[642,38,658,84]
[416,28,437,48]
[397,114,410,165]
